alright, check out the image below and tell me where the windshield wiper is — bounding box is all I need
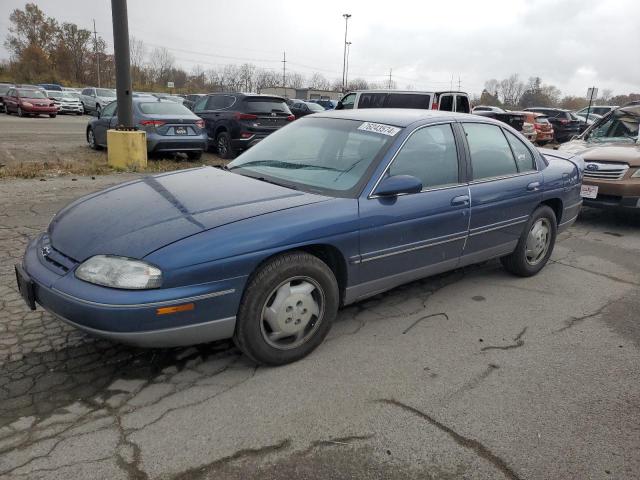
[228,160,340,172]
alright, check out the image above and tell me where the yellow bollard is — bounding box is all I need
[107,130,147,170]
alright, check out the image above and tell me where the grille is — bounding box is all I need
[39,235,78,274]
[583,162,629,180]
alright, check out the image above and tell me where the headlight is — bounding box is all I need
[22,102,33,107]
[632,169,640,178]
[75,255,162,289]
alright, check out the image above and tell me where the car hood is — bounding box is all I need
[48,167,330,261]
[559,141,640,166]
[22,96,51,102]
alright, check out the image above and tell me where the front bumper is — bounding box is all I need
[22,105,58,114]
[19,234,243,347]
[582,179,640,209]
[58,104,83,113]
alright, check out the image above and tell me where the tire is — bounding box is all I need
[76,111,82,116]
[215,131,236,159]
[17,107,24,117]
[5,107,10,115]
[234,252,339,366]
[49,114,56,118]
[500,205,557,277]
[87,128,101,150]
[95,104,101,115]
[187,151,203,160]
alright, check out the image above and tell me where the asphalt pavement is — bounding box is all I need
[0,175,639,479]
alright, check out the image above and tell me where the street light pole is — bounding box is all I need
[345,42,352,91]
[111,0,133,128]
[341,13,351,93]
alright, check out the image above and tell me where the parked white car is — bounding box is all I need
[79,87,116,114]
[46,90,83,115]
[337,90,471,113]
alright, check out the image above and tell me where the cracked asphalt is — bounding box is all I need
[1,175,639,479]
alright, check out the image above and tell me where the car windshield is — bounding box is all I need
[138,102,192,115]
[18,89,46,98]
[0,85,12,94]
[586,109,639,144]
[227,117,396,197]
[97,88,116,97]
[307,102,325,112]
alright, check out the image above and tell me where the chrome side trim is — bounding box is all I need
[52,313,237,348]
[564,200,583,211]
[50,288,236,309]
[468,216,529,237]
[468,170,539,185]
[559,213,579,227]
[357,232,467,264]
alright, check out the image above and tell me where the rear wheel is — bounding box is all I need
[501,205,557,277]
[216,131,236,159]
[234,252,339,365]
[87,128,101,150]
[187,151,203,160]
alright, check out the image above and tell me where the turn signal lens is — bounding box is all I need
[156,303,195,315]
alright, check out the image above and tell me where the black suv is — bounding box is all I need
[193,93,293,158]
[523,107,580,143]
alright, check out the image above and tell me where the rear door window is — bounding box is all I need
[463,123,519,180]
[358,93,386,109]
[386,93,432,109]
[388,124,459,189]
[504,130,536,172]
[439,94,454,111]
[455,95,470,113]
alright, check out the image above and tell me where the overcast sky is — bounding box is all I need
[1,0,638,97]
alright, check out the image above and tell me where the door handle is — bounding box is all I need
[527,181,541,191]
[451,195,470,206]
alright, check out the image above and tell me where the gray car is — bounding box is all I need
[79,87,117,114]
[86,98,208,159]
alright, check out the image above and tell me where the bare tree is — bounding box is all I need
[484,79,500,96]
[308,72,331,90]
[287,72,305,89]
[498,74,525,107]
[129,36,146,86]
[149,46,174,85]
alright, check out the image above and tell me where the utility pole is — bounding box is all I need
[111,0,133,128]
[388,68,392,89]
[458,76,461,90]
[93,19,101,88]
[341,13,351,92]
[282,51,286,92]
[345,42,352,90]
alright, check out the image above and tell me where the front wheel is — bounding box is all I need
[216,131,236,159]
[234,252,339,365]
[87,128,101,150]
[49,114,56,118]
[501,205,557,277]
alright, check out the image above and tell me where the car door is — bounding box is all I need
[93,102,117,146]
[355,122,470,299]
[5,89,16,112]
[460,121,543,266]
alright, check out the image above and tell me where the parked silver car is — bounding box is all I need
[46,90,83,115]
[79,87,116,114]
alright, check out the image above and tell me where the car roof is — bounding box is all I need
[310,108,485,128]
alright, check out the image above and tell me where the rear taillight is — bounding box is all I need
[240,132,253,138]
[287,114,295,121]
[534,124,542,131]
[139,120,166,127]
[195,119,205,129]
[235,113,258,120]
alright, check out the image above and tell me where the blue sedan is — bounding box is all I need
[16,109,584,365]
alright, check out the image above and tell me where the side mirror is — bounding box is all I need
[335,101,343,110]
[373,175,423,197]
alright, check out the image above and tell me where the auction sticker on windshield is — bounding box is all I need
[358,122,401,136]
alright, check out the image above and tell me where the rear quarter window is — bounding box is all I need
[358,93,386,108]
[386,93,432,109]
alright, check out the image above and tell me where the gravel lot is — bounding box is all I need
[0,175,639,479]
[0,114,222,170]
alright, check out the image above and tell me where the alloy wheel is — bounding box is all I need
[88,129,96,148]
[217,136,228,156]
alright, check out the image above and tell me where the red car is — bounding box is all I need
[4,87,58,117]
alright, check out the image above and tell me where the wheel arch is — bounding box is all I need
[247,244,349,307]
[540,198,563,225]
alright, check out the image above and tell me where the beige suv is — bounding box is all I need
[559,105,640,209]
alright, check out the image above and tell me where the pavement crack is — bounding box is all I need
[402,313,448,334]
[444,364,500,401]
[553,260,640,287]
[481,327,527,352]
[377,398,522,480]
[555,299,617,333]
[171,438,292,480]
[307,433,374,449]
